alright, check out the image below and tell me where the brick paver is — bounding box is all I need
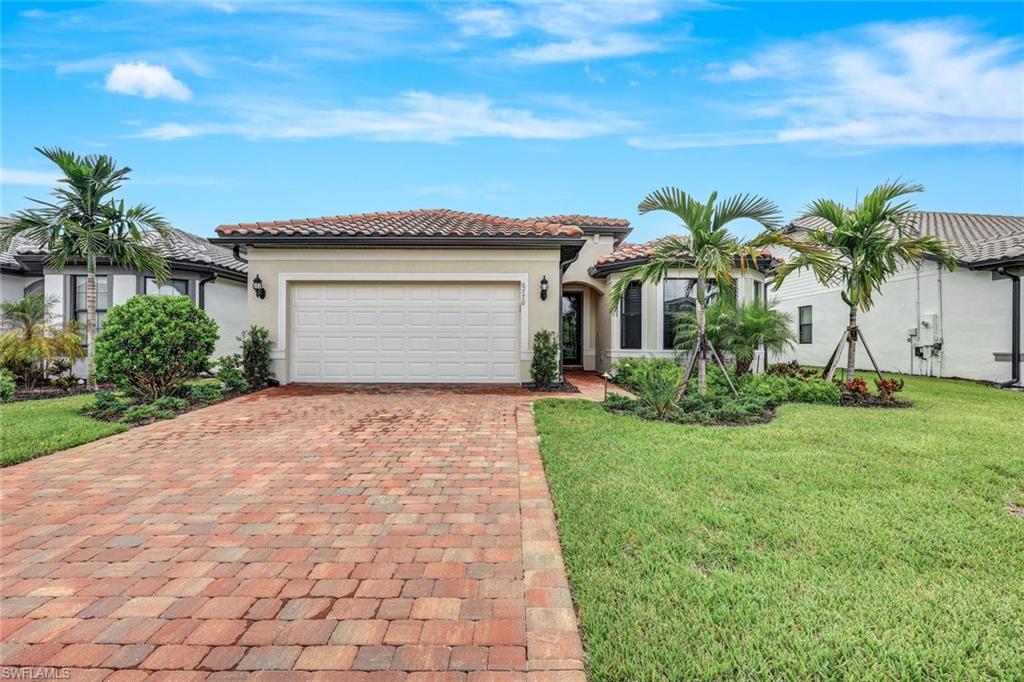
[0,373,607,678]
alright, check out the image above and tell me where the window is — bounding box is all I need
[145,277,188,296]
[72,275,109,338]
[798,305,813,344]
[662,278,716,349]
[620,280,642,349]
[753,280,763,305]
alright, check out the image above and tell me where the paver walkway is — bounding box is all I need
[0,374,613,680]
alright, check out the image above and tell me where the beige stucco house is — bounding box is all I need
[212,209,773,385]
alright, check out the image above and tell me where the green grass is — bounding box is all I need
[1,394,126,467]
[534,375,1024,681]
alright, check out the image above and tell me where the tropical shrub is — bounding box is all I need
[765,360,819,380]
[184,381,223,405]
[875,377,905,402]
[612,356,679,392]
[633,361,683,418]
[843,378,870,403]
[744,373,839,406]
[96,295,218,402]
[214,354,249,393]
[120,403,174,424]
[0,293,84,387]
[0,369,15,403]
[530,330,559,388]
[240,325,273,389]
[675,301,795,374]
[152,395,187,412]
[91,390,130,419]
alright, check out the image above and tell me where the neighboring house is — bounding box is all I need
[768,212,1024,385]
[0,228,249,367]
[211,209,773,384]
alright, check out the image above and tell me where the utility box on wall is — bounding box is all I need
[918,313,939,346]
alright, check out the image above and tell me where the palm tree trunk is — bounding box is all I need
[845,305,857,381]
[696,276,707,395]
[86,254,97,390]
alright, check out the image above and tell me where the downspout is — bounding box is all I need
[198,273,216,310]
[232,245,248,263]
[936,262,944,378]
[998,267,1021,387]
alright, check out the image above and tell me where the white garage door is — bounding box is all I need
[289,282,521,383]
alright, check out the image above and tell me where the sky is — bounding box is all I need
[2,1,1023,242]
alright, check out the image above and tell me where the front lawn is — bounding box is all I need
[1,394,126,467]
[535,375,1024,680]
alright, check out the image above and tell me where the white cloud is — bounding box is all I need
[1,168,60,186]
[651,20,1024,149]
[104,61,193,101]
[447,1,675,63]
[134,91,635,143]
[450,7,517,38]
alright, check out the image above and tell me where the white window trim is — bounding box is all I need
[274,272,531,361]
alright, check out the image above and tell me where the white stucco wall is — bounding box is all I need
[1,273,42,303]
[602,268,767,367]
[205,279,247,359]
[770,260,1024,383]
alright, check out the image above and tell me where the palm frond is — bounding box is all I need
[802,198,847,229]
[637,187,706,232]
[712,194,783,231]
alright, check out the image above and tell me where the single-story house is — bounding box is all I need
[768,211,1024,386]
[0,228,249,365]
[211,209,774,384]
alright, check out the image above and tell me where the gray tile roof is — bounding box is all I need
[790,211,1024,266]
[1,228,246,275]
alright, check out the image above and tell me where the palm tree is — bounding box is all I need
[1,148,170,389]
[675,301,795,374]
[609,188,782,394]
[0,293,83,387]
[756,180,956,382]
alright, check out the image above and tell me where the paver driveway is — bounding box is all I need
[1,382,595,680]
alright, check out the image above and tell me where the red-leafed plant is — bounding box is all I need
[875,377,905,402]
[843,377,869,402]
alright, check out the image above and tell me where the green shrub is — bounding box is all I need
[612,356,679,392]
[96,295,218,402]
[530,330,559,388]
[214,354,249,393]
[0,369,15,403]
[744,373,840,407]
[240,325,273,390]
[120,403,174,424]
[152,395,187,412]
[184,381,223,405]
[90,389,130,418]
[633,360,683,418]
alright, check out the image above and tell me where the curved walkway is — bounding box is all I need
[0,376,612,680]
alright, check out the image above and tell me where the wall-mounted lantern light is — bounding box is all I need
[540,275,549,301]
[252,274,266,300]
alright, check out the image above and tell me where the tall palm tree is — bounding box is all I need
[1,148,171,389]
[756,180,956,381]
[609,188,782,394]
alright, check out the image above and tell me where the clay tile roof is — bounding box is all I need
[790,211,1024,266]
[529,214,631,228]
[594,236,674,265]
[215,209,585,240]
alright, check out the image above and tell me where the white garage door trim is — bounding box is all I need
[275,273,530,379]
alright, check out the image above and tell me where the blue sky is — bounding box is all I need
[2,1,1023,241]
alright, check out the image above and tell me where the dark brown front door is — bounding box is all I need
[562,292,583,366]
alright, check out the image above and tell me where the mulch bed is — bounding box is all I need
[86,390,248,426]
[525,381,581,394]
[11,383,116,403]
[840,394,912,408]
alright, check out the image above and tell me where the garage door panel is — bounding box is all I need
[290,281,521,383]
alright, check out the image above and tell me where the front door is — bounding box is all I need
[562,291,583,366]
